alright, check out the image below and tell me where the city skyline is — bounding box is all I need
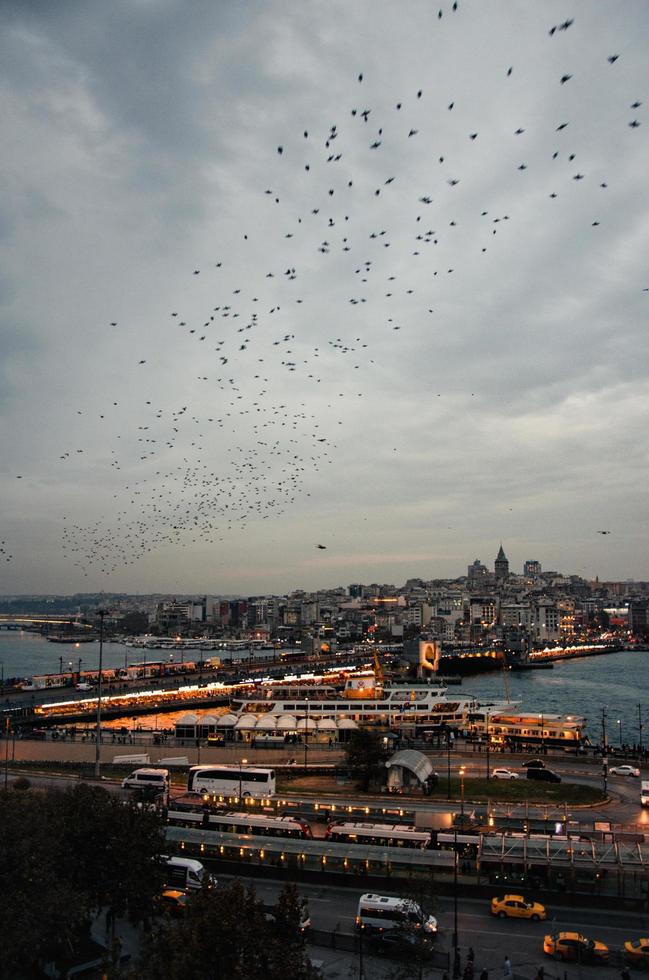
[1,1,648,595]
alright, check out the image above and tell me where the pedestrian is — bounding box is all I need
[621,968,631,980]
[454,948,462,977]
[480,970,488,980]
[463,962,474,980]
[535,968,544,980]
[503,956,512,979]
[468,948,475,963]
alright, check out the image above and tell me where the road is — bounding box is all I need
[6,761,648,826]
[220,874,649,980]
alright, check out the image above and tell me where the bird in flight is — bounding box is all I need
[315,544,327,550]
[597,530,611,535]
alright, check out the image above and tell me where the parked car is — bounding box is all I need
[366,931,434,959]
[624,938,649,966]
[526,767,561,783]
[492,768,519,780]
[609,765,641,778]
[522,759,546,769]
[543,932,609,963]
[491,895,546,920]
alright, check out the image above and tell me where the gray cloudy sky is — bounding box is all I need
[1,0,648,595]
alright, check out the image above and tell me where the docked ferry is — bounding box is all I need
[229,677,588,747]
[230,678,512,737]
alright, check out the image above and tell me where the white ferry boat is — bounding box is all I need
[229,674,588,747]
[230,677,513,737]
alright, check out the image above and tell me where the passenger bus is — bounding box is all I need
[167,808,311,838]
[187,765,276,799]
[326,822,432,849]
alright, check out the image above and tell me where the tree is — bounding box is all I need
[131,880,321,980]
[0,783,164,979]
[344,729,389,791]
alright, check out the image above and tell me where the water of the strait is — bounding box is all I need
[1,631,647,743]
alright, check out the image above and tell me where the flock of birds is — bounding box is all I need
[7,5,644,574]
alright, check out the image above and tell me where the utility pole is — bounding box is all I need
[639,704,643,751]
[452,826,459,978]
[447,730,452,800]
[486,710,490,780]
[94,609,105,780]
[4,717,10,790]
[601,707,608,797]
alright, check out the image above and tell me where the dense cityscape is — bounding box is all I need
[1,545,649,977]
[2,0,649,977]
[3,544,649,649]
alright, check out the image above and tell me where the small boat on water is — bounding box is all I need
[47,633,97,644]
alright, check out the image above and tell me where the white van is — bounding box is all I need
[356,893,437,935]
[121,767,169,793]
[161,855,215,891]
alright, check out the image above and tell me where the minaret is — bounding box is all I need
[495,543,509,582]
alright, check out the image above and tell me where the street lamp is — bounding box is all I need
[485,711,490,780]
[447,729,452,800]
[460,765,465,827]
[601,707,608,796]
[239,757,248,803]
[452,765,466,979]
[304,697,310,773]
[617,719,622,750]
[452,823,459,978]
[639,704,643,752]
[94,609,105,780]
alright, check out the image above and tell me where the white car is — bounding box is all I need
[492,768,519,780]
[609,765,640,777]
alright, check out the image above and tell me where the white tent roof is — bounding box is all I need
[276,714,297,731]
[216,713,238,727]
[234,713,259,730]
[255,715,278,730]
[336,718,359,730]
[296,717,317,731]
[177,713,199,726]
[385,749,435,783]
[199,714,218,725]
[316,717,338,730]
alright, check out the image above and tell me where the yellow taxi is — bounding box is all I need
[491,895,546,921]
[543,932,609,963]
[624,938,649,966]
[158,889,189,917]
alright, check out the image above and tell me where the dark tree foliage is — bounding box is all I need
[0,783,164,979]
[132,881,321,980]
[344,729,390,790]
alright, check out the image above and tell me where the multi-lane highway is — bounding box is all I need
[223,874,649,979]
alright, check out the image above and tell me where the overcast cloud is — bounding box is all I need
[1,0,648,595]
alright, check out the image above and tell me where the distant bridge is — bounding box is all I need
[0,615,93,632]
